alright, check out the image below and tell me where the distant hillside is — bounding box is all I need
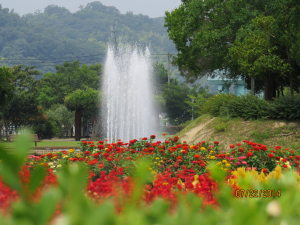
[0,1,177,75]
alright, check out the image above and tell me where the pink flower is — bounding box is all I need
[236,162,241,165]
[242,161,247,165]
[247,167,252,171]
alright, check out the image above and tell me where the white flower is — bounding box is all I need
[266,200,281,217]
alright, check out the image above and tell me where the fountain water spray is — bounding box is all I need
[101,44,156,142]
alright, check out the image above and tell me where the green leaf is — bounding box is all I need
[29,165,46,192]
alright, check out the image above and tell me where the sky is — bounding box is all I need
[0,0,182,18]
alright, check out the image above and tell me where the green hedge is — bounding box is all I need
[200,93,300,121]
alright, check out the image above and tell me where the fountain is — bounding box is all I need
[100,44,156,142]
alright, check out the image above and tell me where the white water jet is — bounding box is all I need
[101,44,156,142]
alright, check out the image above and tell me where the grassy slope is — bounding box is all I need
[176,114,300,151]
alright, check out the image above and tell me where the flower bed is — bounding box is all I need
[0,135,300,224]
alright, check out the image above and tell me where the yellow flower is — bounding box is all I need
[155,157,160,160]
[63,155,68,158]
[190,145,194,149]
[160,160,163,163]
[201,147,206,150]
[48,162,53,166]
[210,156,215,160]
[222,160,227,163]
[151,171,156,174]
[77,153,81,157]
[225,163,231,167]
[30,162,34,165]
[69,149,74,153]
[216,162,221,166]
[154,162,157,164]
[148,167,152,171]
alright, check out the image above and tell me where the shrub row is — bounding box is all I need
[200,93,300,121]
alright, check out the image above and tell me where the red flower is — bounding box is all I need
[202,141,206,144]
[268,153,274,158]
[90,144,95,147]
[214,141,219,145]
[98,164,104,169]
[81,141,87,145]
[93,153,100,158]
[142,137,148,140]
[88,141,94,145]
[97,140,104,144]
[98,145,104,150]
[176,156,182,160]
[194,154,201,159]
[144,142,150,147]
[262,168,268,173]
[289,156,293,160]
[246,152,253,158]
[275,157,280,161]
[176,144,183,148]
[165,141,169,144]
[230,144,235,149]
[254,146,260,151]
[150,135,156,139]
[200,164,206,168]
[282,164,288,168]
[232,151,235,154]
[79,157,84,162]
[84,151,90,155]
[275,146,281,150]
[236,143,241,146]
[103,153,109,158]
[282,158,287,162]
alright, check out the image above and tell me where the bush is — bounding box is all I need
[31,117,62,139]
[268,95,300,121]
[201,93,237,117]
[227,94,270,120]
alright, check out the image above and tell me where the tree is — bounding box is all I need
[37,60,102,110]
[162,81,204,125]
[64,88,100,141]
[0,65,41,139]
[0,66,14,107]
[47,105,74,137]
[164,0,300,100]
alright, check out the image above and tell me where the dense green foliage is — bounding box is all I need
[37,60,101,110]
[0,65,41,136]
[0,2,176,75]
[165,0,300,100]
[269,95,300,121]
[0,67,14,107]
[199,93,300,121]
[162,82,209,125]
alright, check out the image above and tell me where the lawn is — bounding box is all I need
[1,140,81,148]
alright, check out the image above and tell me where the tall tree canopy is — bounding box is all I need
[165,0,300,100]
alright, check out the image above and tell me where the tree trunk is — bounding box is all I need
[75,109,82,141]
[264,74,277,101]
[290,77,294,97]
[281,85,284,97]
[251,77,255,96]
